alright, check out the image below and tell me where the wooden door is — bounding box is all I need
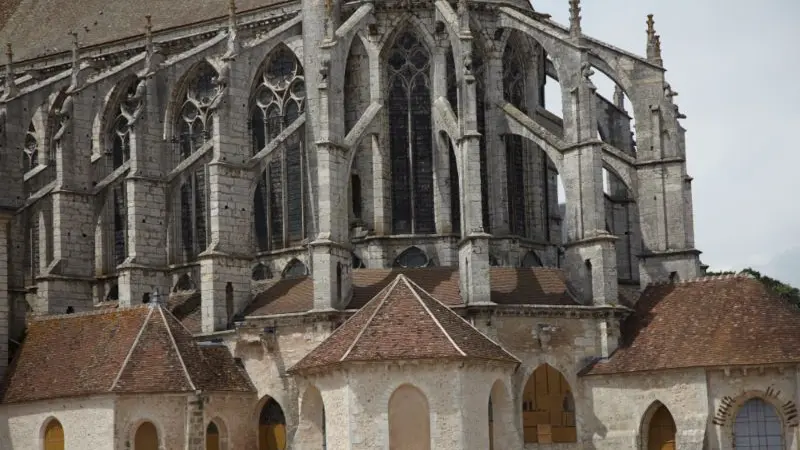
[259,423,287,450]
[648,406,676,450]
[44,420,64,450]
[135,422,159,450]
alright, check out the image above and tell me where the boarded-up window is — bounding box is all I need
[389,385,430,450]
[134,422,159,450]
[522,364,576,443]
[259,398,287,450]
[647,404,676,450]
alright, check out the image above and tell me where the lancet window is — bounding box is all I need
[23,123,38,172]
[251,46,307,251]
[174,64,216,262]
[107,82,139,170]
[25,215,39,286]
[99,185,127,274]
[503,42,527,236]
[388,31,435,235]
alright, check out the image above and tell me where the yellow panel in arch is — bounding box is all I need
[259,424,287,450]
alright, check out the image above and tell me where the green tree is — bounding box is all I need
[706,267,800,308]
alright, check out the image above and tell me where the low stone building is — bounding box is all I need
[0,0,797,448]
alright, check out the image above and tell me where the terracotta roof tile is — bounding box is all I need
[584,276,800,375]
[246,267,579,317]
[0,0,291,63]
[1,303,253,403]
[290,274,519,373]
[169,292,202,334]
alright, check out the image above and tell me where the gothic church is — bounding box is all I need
[0,0,797,449]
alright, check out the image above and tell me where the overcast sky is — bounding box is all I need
[536,0,800,285]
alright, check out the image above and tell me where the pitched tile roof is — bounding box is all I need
[1,303,253,403]
[245,267,578,317]
[91,293,202,333]
[289,274,519,373]
[0,0,289,63]
[584,275,800,375]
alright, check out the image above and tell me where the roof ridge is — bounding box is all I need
[646,273,753,287]
[110,305,154,391]
[400,275,466,357]
[32,303,148,321]
[156,306,197,391]
[340,275,403,362]
[404,276,519,363]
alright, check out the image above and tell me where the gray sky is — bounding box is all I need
[537,0,800,285]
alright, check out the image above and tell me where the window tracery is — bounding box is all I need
[388,31,435,235]
[107,82,140,170]
[23,123,38,172]
[503,42,527,237]
[177,64,218,160]
[251,47,307,252]
[283,259,308,279]
[175,65,217,262]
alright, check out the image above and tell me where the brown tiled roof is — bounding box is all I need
[245,267,578,316]
[290,274,519,373]
[91,293,202,333]
[584,275,800,375]
[1,303,253,403]
[0,0,291,63]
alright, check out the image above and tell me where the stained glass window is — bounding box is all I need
[388,31,434,234]
[251,46,307,251]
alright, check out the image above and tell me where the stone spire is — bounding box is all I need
[2,43,17,100]
[224,0,239,59]
[646,14,663,65]
[569,0,582,39]
[144,15,154,67]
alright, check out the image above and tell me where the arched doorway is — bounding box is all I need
[521,364,576,443]
[206,421,220,450]
[43,419,64,450]
[259,397,287,450]
[647,404,676,450]
[134,422,159,450]
[733,398,783,449]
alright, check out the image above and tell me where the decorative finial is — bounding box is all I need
[646,14,656,42]
[144,15,154,62]
[3,43,17,99]
[569,0,582,38]
[69,31,81,89]
[653,34,663,64]
[613,85,625,110]
[224,0,239,59]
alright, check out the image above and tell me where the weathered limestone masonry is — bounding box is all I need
[119,33,171,308]
[201,14,255,332]
[0,210,10,381]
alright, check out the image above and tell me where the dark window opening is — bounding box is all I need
[283,259,308,279]
[394,246,430,269]
[351,174,362,220]
[448,140,460,235]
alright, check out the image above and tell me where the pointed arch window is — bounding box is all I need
[388,31,435,235]
[24,123,38,172]
[503,42,527,237]
[107,81,139,170]
[174,65,216,263]
[26,214,39,286]
[251,46,307,251]
[177,65,217,161]
[522,364,576,443]
[283,259,308,279]
[100,185,127,274]
[43,418,64,450]
[521,251,542,268]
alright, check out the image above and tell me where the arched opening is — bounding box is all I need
[173,63,216,264]
[646,404,676,450]
[387,30,435,235]
[206,421,220,450]
[393,246,430,268]
[282,259,308,279]
[259,397,287,450]
[522,364,576,443]
[352,252,365,269]
[603,167,637,280]
[521,251,543,268]
[43,418,64,450]
[389,384,430,450]
[251,45,307,252]
[134,421,159,450]
[96,185,127,277]
[298,386,326,449]
[733,398,783,449]
[589,67,636,152]
[24,122,39,172]
[173,273,196,292]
